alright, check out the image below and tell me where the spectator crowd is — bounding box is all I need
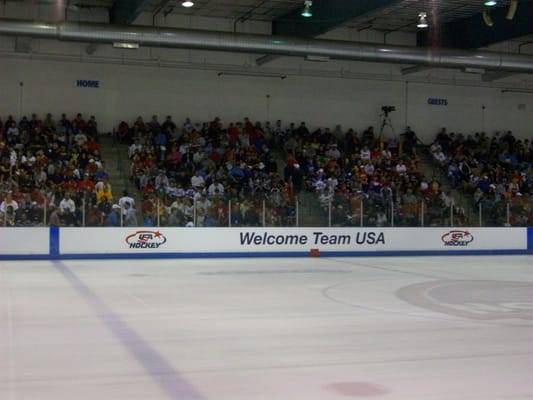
[0,110,531,227]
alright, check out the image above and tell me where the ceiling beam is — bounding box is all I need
[109,0,152,25]
[272,0,402,37]
[417,0,533,49]
[1,19,532,74]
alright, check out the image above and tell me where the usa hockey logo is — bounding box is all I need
[125,230,167,249]
[441,230,474,247]
[397,280,533,321]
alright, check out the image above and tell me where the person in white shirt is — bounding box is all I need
[190,170,205,191]
[128,139,143,158]
[20,150,36,168]
[0,192,18,214]
[59,193,76,225]
[154,170,169,191]
[118,190,135,211]
[207,181,225,197]
[395,160,408,176]
[360,145,371,161]
[74,131,88,147]
[433,147,448,166]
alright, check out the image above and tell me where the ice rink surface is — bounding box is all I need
[1,255,532,400]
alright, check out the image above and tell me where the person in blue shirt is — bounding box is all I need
[107,204,121,227]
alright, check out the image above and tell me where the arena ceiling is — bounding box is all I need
[25,0,532,51]
[1,0,532,76]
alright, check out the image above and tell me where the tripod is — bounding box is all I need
[379,112,395,138]
[379,112,396,150]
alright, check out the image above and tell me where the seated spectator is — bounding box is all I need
[208,180,225,197]
[86,202,104,226]
[190,170,205,191]
[95,181,113,204]
[0,191,19,214]
[74,130,88,148]
[59,192,77,226]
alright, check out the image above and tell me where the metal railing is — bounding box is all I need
[2,191,529,227]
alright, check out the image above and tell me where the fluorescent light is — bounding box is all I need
[417,12,428,28]
[301,1,312,18]
[484,1,497,6]
[218,71,286,80]
[113,42,139,49]
[181,1,194,7]
[501,88,533,94]
[305,55,329,62]
[463,67,485,74]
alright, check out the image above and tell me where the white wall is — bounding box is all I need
[1,55,532,143]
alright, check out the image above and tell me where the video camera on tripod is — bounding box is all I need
[379,106,396,141]
[381,106,395,116]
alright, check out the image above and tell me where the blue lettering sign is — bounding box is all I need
[76,79,100,88]
[427,98,448,106]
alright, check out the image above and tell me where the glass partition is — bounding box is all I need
[1,189,530,228]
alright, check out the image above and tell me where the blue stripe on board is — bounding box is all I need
[49,226,60,257]
[528,227,533,251]
[1,248,531,260]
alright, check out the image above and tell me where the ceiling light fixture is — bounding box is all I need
[181,1,194,7]
[217,71,286,80]
[484,1,497,6]
[113,42,139,49]
[301,1,313,18]
[417,12,428,28]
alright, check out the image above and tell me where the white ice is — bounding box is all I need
[1,255,532,400]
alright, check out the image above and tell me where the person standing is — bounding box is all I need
[107,204,121,227]
[123,201,138,227]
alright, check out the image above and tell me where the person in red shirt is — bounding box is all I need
[77,173,95,193]
[86,138,100,153]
